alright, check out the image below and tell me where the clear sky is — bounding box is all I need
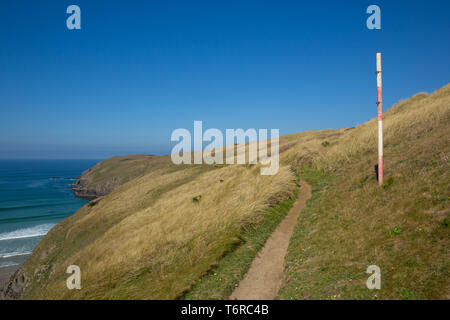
[0,0,449,159]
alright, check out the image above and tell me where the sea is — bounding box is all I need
[0,159,99,271]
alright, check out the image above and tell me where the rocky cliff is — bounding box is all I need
[70,154,168,198]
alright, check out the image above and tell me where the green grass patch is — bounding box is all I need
[181,191,298,299]
[278,137,449,300]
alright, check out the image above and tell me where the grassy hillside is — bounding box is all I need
[278,84,450,299]
[4,84,449,300]
[70,154,184,198]
[13,158,299,299]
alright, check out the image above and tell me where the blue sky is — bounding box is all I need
[0,0,449,159]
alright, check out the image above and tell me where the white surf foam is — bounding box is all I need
[0,261,19,268]
[0,251,32,258]
[0,223,55,241]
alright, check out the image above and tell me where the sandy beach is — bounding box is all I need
[0,265,19,291]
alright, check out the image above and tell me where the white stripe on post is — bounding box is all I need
[376,52,383,185]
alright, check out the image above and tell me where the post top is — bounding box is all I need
[376,53,382,72]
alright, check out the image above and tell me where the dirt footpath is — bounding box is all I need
[229,181,312,300]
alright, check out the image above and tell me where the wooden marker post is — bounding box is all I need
[376,52,383,185]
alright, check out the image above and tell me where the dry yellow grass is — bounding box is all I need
[13,83,450,300]
[317,86,449,168]
[20,160,295,299]
[278,85,449,171]
[279,84,450,299]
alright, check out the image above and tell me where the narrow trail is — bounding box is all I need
[229,180,312,300]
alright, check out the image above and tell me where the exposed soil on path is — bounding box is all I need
[229,181,312,300]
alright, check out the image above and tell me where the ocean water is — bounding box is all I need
[0,159,99,270]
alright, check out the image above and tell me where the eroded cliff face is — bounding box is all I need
[70,154,161,199]
[70,168,121,198]
[70,169,97,198]
[1,269,29,300]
